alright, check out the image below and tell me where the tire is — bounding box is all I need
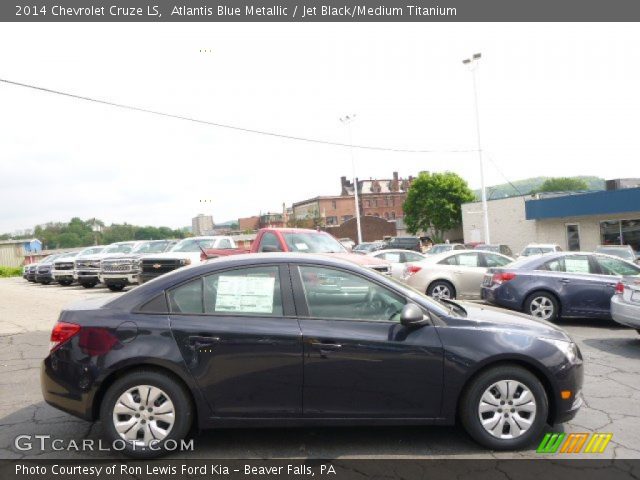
[427,280,456,300]
[41,281,50,285]
[100,369,193,458]
[81,282,97,289]
[459,364,548,450]
[524,292,559,322]
[107,284,125,292]
[58,280,72,286]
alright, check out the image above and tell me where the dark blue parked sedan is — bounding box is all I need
[42,253,583,457]
[482,252,640,321]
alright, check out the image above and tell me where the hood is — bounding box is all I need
[456,301,571,342]
[141,251,202,261]
[324,252,390,267]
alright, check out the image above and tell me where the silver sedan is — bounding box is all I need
[611,276,640,333]
[368,249,427,280]
[404,250,514,300]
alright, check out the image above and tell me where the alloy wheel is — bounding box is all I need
[478,380,537,439]
[529,296,554,320]
[112,385,175,447]
[431,284,452,299]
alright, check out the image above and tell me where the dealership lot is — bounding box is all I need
[1,277,639,459]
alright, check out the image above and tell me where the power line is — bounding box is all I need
[485,153,524,196]
[0,77,476,154]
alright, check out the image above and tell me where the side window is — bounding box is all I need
[403,252,424,263]
[455,252,481,267]
[438,255,459,266]
[382,252,402,263]
[298,266,406,322]
[217,238,232,249]
[203,266,283,316]
[543,258,564,272]
[259,233,282,252]
[596,256,640,276]
[563,255,593,274]
[168,278,203,314]
[484,253,511,268]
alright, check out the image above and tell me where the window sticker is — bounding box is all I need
[564,258,590,274]
[295,243,309,250]
[385,253,401,262]
[215,275,275,313]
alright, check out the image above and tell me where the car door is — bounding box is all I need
[169,264,303,417]
[543,255,608,317]
[292,264,443,418]
[449,252,486,298]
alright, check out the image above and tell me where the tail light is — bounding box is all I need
[78,328,119,356]
[492,272,516,285]
[615,282,624,294]
[50,322,81,352]
[404,265,422,277]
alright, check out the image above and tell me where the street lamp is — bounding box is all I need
[340,114,363,244]
[462,52,491,244]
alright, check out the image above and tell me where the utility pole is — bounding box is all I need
[463,53,491,244]
[340,114,363,244]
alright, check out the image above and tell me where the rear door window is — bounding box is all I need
[595,256,640,276]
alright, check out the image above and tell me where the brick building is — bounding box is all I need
[238,212,287,232]
[292,171,413,226]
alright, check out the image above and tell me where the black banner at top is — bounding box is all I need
[2,0,640,22]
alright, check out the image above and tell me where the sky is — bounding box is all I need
[0,22,639,233]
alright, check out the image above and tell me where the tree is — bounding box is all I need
[535,177,589,193]
[403,171,475,241]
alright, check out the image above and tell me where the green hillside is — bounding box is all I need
[475,176,605,200]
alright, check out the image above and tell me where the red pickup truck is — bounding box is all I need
[201,227,391,275]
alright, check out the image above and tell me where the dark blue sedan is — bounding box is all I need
[42,253,584,457]
[481,252,640,321]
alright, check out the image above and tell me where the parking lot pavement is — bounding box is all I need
[1,277,640,460]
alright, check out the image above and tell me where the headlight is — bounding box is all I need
[541,338,579,363]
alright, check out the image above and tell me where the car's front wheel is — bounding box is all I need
[459,364,548,450]
[81,282,97,289]
[524,292,559,322]
[100,369,193,458]
[107,284,125,292]
[58,280,72,286]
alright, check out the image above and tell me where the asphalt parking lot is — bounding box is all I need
[1,277,639,460]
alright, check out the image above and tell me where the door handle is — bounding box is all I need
[188,335,220,348]
[308,341,342,350]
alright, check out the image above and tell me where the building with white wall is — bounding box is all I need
[462,186,640,255]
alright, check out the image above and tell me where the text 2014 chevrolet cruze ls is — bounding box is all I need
[41,253,583,457]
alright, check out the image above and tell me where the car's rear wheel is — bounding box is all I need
[427,280,456,300]
[524,292,559,322]
[107,284,125,292]
[460,364,548,450]
[100,370,193,458]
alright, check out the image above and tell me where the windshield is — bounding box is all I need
[282,232,346,253]
[428,244,452,254]
[595,247,635,261]
[132,241,172,254]
[79,246,105,256]
[171,238,216,252]
[521,247,553,256]
[104,244,134,254]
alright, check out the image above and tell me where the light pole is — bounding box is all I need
[340,114,363,244]
[463,52,491,244]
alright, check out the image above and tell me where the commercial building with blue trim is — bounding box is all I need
[462,187,640,255]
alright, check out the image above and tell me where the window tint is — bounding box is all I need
[139,294,169,313]
[259,232,282,252]
[438,255,459,266]
[543,258,564,272]
[484,253,511,268]
[298,266,406,322]
[168,278,203,314]
[596,256,640,276]
[203,266,283,316]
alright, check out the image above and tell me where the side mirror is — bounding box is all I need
[400,303,429,327]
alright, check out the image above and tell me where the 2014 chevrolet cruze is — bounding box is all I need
[41,253,583,457]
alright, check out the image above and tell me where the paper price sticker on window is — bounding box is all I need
[215,275,275,314]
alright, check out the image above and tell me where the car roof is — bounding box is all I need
[523,243,559,248]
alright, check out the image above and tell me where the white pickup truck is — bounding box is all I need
[138,236,236,283]
[74,241,145,288]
